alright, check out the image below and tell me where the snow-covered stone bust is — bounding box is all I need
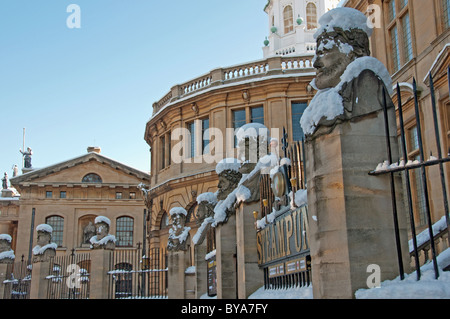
[167,207,191,252]
[32,224,57,263]
[300,7,393,138]
[0,234,15,264]
[216,158,242,201]
[90,216,116,250]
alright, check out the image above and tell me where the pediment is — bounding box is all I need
[424,44,450,87]
[10,153,150,186]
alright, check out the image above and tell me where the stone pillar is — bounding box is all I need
[0,263,9,299]
[89,249,110,299]
[236,202,263,299]
[29,260,51,299]
[215,214,237,299]
[194,240,208,298]
[305,110,410,299]
[168,250,187,299]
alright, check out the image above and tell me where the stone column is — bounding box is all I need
[194,240,208,298]
[236,202,263,299]
[215,214,237,299]
[167,250,187,299]
[89,249,111,299]
[29,260,51,299]
[305,109,410,299]
[0,263,9,299]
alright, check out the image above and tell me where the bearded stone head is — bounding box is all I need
[217,169,242,201]
[313,8,372,90]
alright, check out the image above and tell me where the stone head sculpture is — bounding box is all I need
[0,234,14,264]
[33,224,56,262]
[313,7,372,90]
[215,158,242,201]
[90,216,115,250]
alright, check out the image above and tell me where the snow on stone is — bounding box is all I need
[205,249,216,260]
[215,158,241,175]
[300,56,393,136]
[235,185,251,204]
[355,248,450,299]
[95,216,111,226]
[0,234,12,242]
[192,215,213,245]
[169,207,188,216]
[36,224,53,234]
[168,226,191,245]
[33,243,57,256]
[314,7,374,39]
[89,234,116,246]
[185,266,196,274]
[409,216,448,252]
[212,188,238,227]
[0,250,15,260]
[196,192,218,205]
[290,189,307,208]
[192,217,214,245]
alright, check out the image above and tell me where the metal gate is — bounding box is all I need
[108,247,167,299]
[46,250,91,299]
[2,255,32,299]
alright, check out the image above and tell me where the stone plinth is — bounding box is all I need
[89,249,110,299]
[215,214,237,299]
[30,260,51,299]
[236,202,263,299]
[194,240,208,299]
[168,250,188,299]
[305,109,410,299]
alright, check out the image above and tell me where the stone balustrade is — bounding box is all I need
[152,54,315,116]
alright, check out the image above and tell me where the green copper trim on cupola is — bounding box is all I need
[264,0,271,11]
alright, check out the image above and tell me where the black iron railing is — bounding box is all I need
[369,70,450,281]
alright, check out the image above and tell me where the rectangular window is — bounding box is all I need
[390,26,401,72]
[291,103,308,141]
[401,13,413,63]
[413,155,427,226]
[129,192,136,199]
[160,135,166,169]
[233,109,246,147]
[46,191,52,199]
[202,118,210,154]
[115,192,123,199]
[399,0,408,9]
[409,125,419,153]
[443,0,450,30]
[60,191,66,199]
[188,122,196,158]
[388,0,396,21]
[251,106,264,125]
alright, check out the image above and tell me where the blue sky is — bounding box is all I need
[0,0,268,176]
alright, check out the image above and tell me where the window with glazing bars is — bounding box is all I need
[46,216,64,247]
[283,5,293,33]
[116,217,134,247]
[443,0,450,30]
[401,13,413,63]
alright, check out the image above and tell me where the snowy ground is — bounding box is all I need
[249,248,450,299]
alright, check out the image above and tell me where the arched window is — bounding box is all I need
[114,262,132,298]
[46,215,64,247]
[116,216,134,247]
[82,173,102,183]
[160,212,170,230]
[283,5,294,34]
[306,3,318,30]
